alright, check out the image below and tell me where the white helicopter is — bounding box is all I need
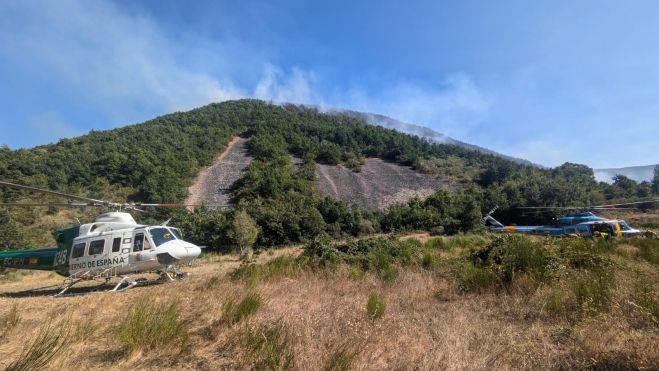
[0,181,224,296]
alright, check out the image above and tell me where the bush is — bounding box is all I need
[368,249,398,282]
[231,255,307,285]
[366,292,386,319]
[112,297,188,353]
[222,292,262,325]
[545,287,566,315]
[631,238,659,265]
[470,235,557,285]
[421,250,437,270]
[242,324,294,370]
[425,237,450,251]
[457,263,498,293]
[633,275,658,323]
[571,268,615,312]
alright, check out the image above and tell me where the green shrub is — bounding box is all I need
[231,255,307,286]
[633,276,658,323]
[366,292,386,319]
[222,291,262,325]
[368,249,398,282]
[470,235,557,285]
[545,287,566,315]
[398,238,422,266]
[5,320,70,371]
[425,237,450,251]
[322,343,360,371]
[349,265,364,281]
[457,263,498,293]
[112,297,188,353]
[242,324,294,370]
[631,238,659,265]
[571,268,614,312]
[421,250,437,270]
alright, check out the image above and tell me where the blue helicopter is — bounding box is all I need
[481,200,658,237]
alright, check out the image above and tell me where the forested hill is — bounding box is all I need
[1,99,657,249]
[0,99,526,203]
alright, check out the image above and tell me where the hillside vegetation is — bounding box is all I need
[1,100,658,250]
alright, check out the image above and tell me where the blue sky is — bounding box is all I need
[1,0,658,168]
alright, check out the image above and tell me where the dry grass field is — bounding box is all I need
[0,234,657,370]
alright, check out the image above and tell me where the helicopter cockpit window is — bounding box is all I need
[72,243,86,259]
[170,228,182,240]
[618,221,631,231]
[149,228,177,247]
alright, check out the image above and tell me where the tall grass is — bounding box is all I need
[366,292,386,319]
[0,304,21,333]
[4,320,71,371]
[633,275,659,323]
[322,343,360,371]
[112,297,188,353]
[242,323,293,370]
[231,255,307,286]
[571,268,615,312]
[630,238,659,265]
[457,263,498,293]
[222,291,262,325]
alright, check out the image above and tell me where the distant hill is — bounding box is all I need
[594,165,658,183]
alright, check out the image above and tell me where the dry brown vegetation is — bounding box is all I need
[0,235,657,370]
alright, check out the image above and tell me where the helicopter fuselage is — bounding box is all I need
[489,212,641,237]
[0,212,202,278]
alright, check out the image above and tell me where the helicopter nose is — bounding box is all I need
[156,240,201,265]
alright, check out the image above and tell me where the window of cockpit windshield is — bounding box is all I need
[149,228,177,247]
[170,228,182,240]
[618,221,631,231]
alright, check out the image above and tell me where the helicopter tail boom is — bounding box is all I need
[0,247,58,271]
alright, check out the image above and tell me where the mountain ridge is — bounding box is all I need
[594,164,658,183]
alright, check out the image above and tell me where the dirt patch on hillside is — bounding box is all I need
[316,158,445,210]
[185,137,252,209]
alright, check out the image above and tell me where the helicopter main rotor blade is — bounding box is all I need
[0,180,231,211]
[591,199,659,208]
[132,203,231,208]
[0,181,115,207]
[517,206,583,210]
[0,202,103,207]
[518,199,659,211]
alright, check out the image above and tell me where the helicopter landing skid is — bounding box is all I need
[53,279,82,297]
[111,276,138,292]
[159,265,189,282]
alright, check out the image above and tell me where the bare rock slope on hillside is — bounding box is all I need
[316,159,444,210]
[186,137,252,208]
[188,139,444,211]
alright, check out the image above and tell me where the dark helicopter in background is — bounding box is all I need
[481,200,659,237]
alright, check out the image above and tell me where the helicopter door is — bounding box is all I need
[130,232,146,265]
[69,241,88,273]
